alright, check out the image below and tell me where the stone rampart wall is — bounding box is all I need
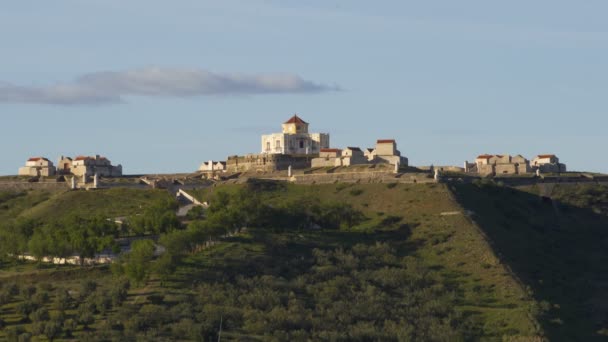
[0,182,69,191]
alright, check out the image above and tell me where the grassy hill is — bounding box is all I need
[181,182,540,339]
[5,181,607,340]
[0,188,173,225]
[450,181,608,340]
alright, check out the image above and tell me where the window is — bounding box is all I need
[299,140,304,148]
[266,142,270,151]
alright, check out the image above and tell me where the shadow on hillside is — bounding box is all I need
[173,224,417,286]
[449,183,608,341]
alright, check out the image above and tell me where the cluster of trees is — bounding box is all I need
[59,243,465,341]
[0,196,181,265]
[126,198,180,235]
[0,216,119,265]
[0,278,130,341]
[116,186,367,285]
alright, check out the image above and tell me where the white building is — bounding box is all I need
[199,160,226,172]
[71,155,122,177]
[261,114,329,155]
[18,157,56,177]
[370,139,408,166]
[532,154,566,173]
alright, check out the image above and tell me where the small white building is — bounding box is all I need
[71,155,122,177]
[372,139,408,166]
[532,154,566,173]
[470,154,531,175]
[57,156,73,175]
[261,114,330,155]
[18,157,56,177]
[198,160,226,172]
[341,147,368,166]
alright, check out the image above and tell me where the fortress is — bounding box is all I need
[205,114,408,173]
[15,113,571,181]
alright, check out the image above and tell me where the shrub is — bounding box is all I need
[349,188,364,196]
[386,182,398,189]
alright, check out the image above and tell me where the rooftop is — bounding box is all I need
[284,114,308,125]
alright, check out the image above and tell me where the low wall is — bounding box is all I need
[248,171,434,184]
[0,181,69,191]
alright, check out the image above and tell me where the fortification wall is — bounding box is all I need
[248,171,434,185]
[226,154,315,172]
[0,181,69,191]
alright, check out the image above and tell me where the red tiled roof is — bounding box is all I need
[320,148,341,153]
[74,156,92,161]
[537,154,556,158]
[284,114,308,124]
[377,139,396,144]
[476,154,494,159]
[346,147,362,151]
[27,157,48,162]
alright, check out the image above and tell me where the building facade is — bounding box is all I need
[18,157,56,177]
[261,115,329,155]
[469,154,531,175]
[532,154,567,173]
[70,155,123,177]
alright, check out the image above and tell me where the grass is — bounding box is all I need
[450,182,608,341]
[0,182,552,340]
[0,188,173,224]
[182,182,539,338]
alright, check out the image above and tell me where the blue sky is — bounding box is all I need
[2,0,607,175]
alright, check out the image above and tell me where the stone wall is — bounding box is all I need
[0,181,69,191]
[249,171,434,185]
[226,154,316,172]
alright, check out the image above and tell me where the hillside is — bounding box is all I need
[4,181,606,340]
[0,188,173,224]
[450,182,608,340]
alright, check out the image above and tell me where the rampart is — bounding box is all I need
[226,154,316,172]
[0,181,69,191]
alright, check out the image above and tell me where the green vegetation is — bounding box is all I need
[11,181,604,340]
[451,182,608,340]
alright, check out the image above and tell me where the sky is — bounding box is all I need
[1,0,607,175]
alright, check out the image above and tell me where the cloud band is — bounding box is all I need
[0,67,339,105]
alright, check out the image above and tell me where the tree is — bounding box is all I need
[110,278,130,307]
[54,289,72,311]
[65,215,118,266]
[16,300,37,321]
[125,239,155,285]
[29,307,50,323]
[76,302,95,329]
[154,252,177,287]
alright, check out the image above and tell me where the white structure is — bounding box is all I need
[532,154,566,173]
[199,160,226,172]
[312,139,409,169]
[18,157,56,177]
[341,147,369,166]
[468,154,531,175]
[71,155,122,177]
[57,156,73,175]
[261,114,329,155]
[369,139,409,166]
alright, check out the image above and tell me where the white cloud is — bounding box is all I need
[0,67,339,105]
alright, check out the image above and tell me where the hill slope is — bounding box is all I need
[451,182,608,340]
[0,182,548,340]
